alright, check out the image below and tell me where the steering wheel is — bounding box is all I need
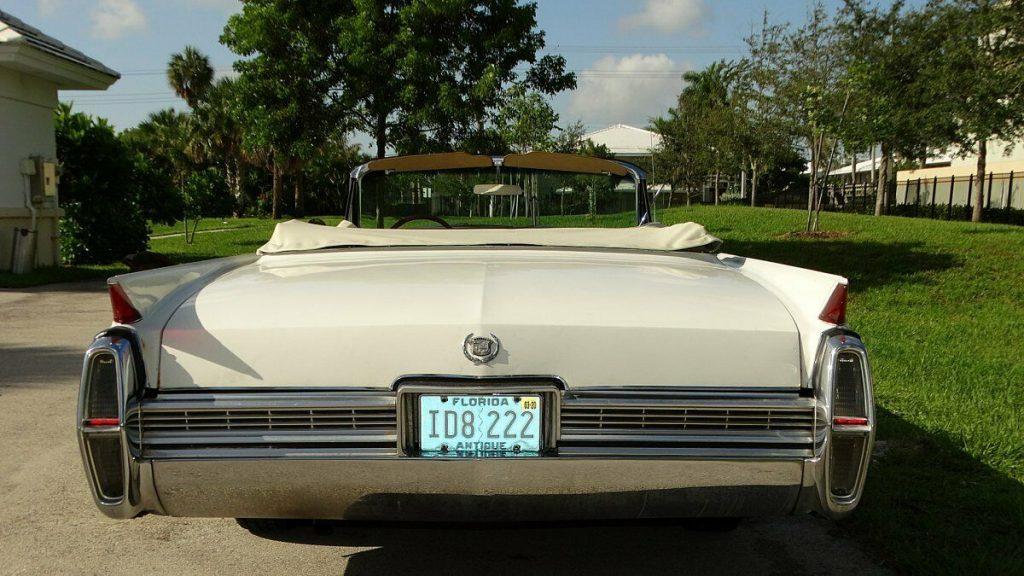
[390,215,453,229]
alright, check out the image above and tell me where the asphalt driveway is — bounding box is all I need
[0,281,890,575]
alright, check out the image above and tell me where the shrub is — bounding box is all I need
[55,104,149,264]
[184,167,233,220]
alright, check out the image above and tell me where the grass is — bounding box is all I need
[3,207,1022,572]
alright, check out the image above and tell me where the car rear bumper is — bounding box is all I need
[142,456,810,521]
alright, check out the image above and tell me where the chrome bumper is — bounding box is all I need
[79,333,874,522]
[150,458,806,521]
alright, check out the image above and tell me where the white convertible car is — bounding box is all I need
[78,152,874,528]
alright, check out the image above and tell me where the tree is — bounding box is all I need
[224,1,573,161]
[167,46,215,108]
[121,109,192,224]
[181,167,232,242]
[55,104,149,263]
[222,2,347,218]
[835,1,952,217]
[932,0,1024,222]
[190,78,248,215]
[653,62,746,207]
[493,85,559,153]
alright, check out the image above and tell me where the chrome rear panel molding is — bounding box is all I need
[128,390,397,455]
[559,391,818,456]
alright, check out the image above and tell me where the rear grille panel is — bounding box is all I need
[559,392,817,456]
[128,391,397,456]
[128,388,817,458]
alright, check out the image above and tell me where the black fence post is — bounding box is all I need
[987,171,994,209]
[916,178,922,216]
[966,174,974,219]
[930,176,938,217]
[1007,171,1014,211]
[947,175,955,220]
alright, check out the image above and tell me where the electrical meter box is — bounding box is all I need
[28,157,60,207]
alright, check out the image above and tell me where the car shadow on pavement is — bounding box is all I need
[241,516,884,575]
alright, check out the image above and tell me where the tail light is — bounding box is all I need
[819,283,847,325]
[826,341,873,506]
[79,341,129,503]
[109,283,141,324]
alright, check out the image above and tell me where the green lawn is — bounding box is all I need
[2,207,1021,572]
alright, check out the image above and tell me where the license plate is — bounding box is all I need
[418,395,542,456]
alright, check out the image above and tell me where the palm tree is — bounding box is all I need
[167,46,214,108]
[190,78,248,214]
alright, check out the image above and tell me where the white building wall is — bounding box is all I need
[0,66,61,267]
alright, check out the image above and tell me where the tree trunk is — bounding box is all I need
[870,144,877,188]
[293,169,304,218]
[235,159,246,217]
[874,143,890,217]
[713,171,720,205]
[973,140,986,223]
[808,134,820,218]
[750,163,758,207]
[740,168,747,199]
[375,112,388,160]
[271,160,282,220]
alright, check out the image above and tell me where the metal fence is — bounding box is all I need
[756,170,1024,225]
[898,171,1023,212]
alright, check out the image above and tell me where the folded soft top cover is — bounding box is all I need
[257,219,721,255]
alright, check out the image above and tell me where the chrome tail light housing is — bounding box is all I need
[77,333,146,518]
[808,331,876,518]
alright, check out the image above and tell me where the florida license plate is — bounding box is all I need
[418,395,542,456]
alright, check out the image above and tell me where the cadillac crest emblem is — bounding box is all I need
[463,333,501,364]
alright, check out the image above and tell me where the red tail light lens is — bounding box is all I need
[108,283,141,324]
[833,416,868,426]
[83,417,120,427]
[819,284,848,325]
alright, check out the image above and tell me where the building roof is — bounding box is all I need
[828,158,882,177]
[582,124,662,157]
[0,9,119,89]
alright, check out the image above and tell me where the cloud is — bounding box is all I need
[567,54,687,128]
[90,0,147,39]
[619,0,708,35]
[38,0,62,17]
[181,0,241,11]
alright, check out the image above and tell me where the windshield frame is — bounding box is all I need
[344,153,652,228]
